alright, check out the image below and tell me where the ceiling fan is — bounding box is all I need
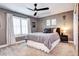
[26,3,49,16]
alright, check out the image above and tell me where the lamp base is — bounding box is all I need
[61,33,63,36]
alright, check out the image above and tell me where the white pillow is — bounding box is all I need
[53,28,56,32]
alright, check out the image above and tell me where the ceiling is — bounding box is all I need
[0,3,74,18]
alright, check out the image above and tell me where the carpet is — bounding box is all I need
[0,42,76,56]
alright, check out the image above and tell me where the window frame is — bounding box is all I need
[46,19,56,26]
[21,18,29,35]
[13,16,29,36]
[46,19,51,26]
[51,19,56,26]
[13,16,21,35]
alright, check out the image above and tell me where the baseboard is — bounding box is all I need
[0,44,8,48]
[15,40,25,44]
[68,41,73,43]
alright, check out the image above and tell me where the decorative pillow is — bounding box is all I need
[53,28,56,32]
[43,28,51,33]
[51,28,54,33]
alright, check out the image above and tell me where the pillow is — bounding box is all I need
[43,28,51,33]
[51,28,54,33]
[53,28,56,32]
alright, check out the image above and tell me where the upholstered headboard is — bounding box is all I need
[56,28,60,36]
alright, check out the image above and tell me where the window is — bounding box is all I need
[46,20,51,26]
[13,16,21,35]
[21,18,28,34]
[51,19,56,25]
[46,19,56,26]
[13,16,29,35]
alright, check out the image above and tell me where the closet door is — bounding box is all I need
[0,12,6,45]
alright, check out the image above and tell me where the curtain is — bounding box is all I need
[28,18,31,33]
[6,13,16,45]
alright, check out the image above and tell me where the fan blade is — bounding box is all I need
[37,7,49,11]
[34,12,37,16]
[26,7,34,11]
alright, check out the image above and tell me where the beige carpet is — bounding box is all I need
[0,42,76,56]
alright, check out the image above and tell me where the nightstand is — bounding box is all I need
[60,35,68,43]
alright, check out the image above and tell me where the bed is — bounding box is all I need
[25,28,60,53]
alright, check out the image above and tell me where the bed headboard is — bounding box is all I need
[56,28,60,36]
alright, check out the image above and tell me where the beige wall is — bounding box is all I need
[30,18,38,32]
[37,11,73,41]
[0,11,6,45]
